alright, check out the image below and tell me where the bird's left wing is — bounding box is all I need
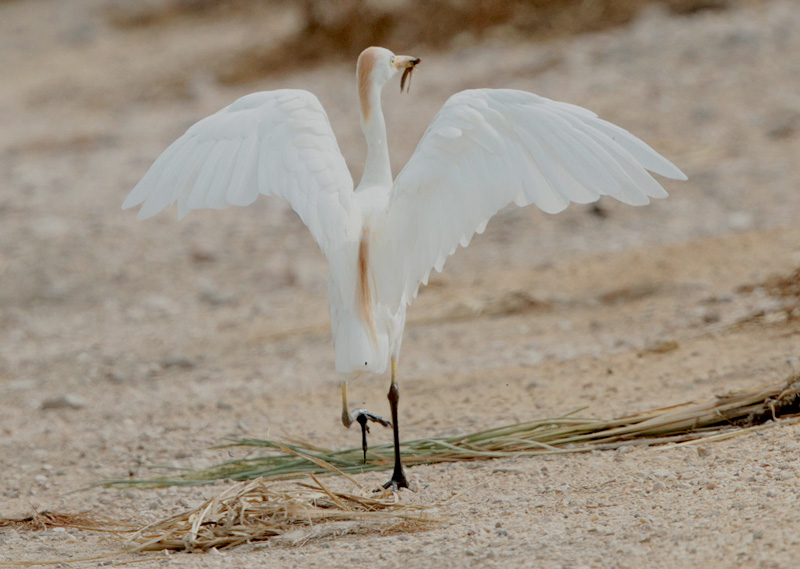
[123,89,355,258]
[371,89,686,311]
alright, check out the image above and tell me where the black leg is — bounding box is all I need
[356,413,369,463]
[382,374,409,490]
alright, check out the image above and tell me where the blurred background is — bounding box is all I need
[0,0,798,491]
[3,1,800,564]
[3,0,800,414]
[3,0,800,437]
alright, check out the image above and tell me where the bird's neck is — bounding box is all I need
[358,85,392,190]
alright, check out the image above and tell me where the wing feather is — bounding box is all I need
[372,88,686,310]
[123,90,354,258]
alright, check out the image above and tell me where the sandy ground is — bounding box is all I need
[2,0,800,567]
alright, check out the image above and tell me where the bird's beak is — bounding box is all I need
[397,56,421,93]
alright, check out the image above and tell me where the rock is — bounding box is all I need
[639,340,679,355]
[39,281,69,301]
[190,243,218,263]
[161,354,195,369]
[198,280,237,306]
[41,394,85,410]
[764,110,800,140]
[652,469,674,479]
[729,212,753,231]
[106,370,127,384]
[141,295,180,316]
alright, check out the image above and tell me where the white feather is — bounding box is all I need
[123,89,354,258]
[371,89,686,310]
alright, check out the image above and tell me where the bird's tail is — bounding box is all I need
[333,315,389,376]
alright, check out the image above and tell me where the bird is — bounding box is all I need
[123,46,686,490]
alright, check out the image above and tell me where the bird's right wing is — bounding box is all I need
[371,89,686,311]
[122,89,356,259]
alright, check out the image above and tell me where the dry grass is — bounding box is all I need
[129,475,436,552]
[110,375,800,488]
[13,376,800,556]
[1,464,435,558]
[0,511,113,532]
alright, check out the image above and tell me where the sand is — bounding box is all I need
[2,1,800,567]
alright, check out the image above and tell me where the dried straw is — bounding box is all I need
[0,511,114,532]
[13,377,800,556]
[128,475,435,552]
[110,375,800,488]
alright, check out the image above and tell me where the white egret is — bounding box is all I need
[123,46,686,490]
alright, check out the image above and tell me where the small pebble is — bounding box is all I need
[141,295,180,315]
[198,280,237,305]
[106,371,127,384]
[190,244,218,263]
[41,395,85,410]
[161,354,195,369]
[728,212,753,231]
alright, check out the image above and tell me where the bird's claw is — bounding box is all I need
[379,475,410,492]
[352,409,391,429]
[352,409,391,464]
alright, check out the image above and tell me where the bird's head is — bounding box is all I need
[357,46,421,92]
[357,47,420,121]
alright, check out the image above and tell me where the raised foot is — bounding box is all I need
[353,410,391,463]
[352,409,391,429]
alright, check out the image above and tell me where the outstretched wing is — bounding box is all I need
[372,88,687,310]
[122,89,355,258]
